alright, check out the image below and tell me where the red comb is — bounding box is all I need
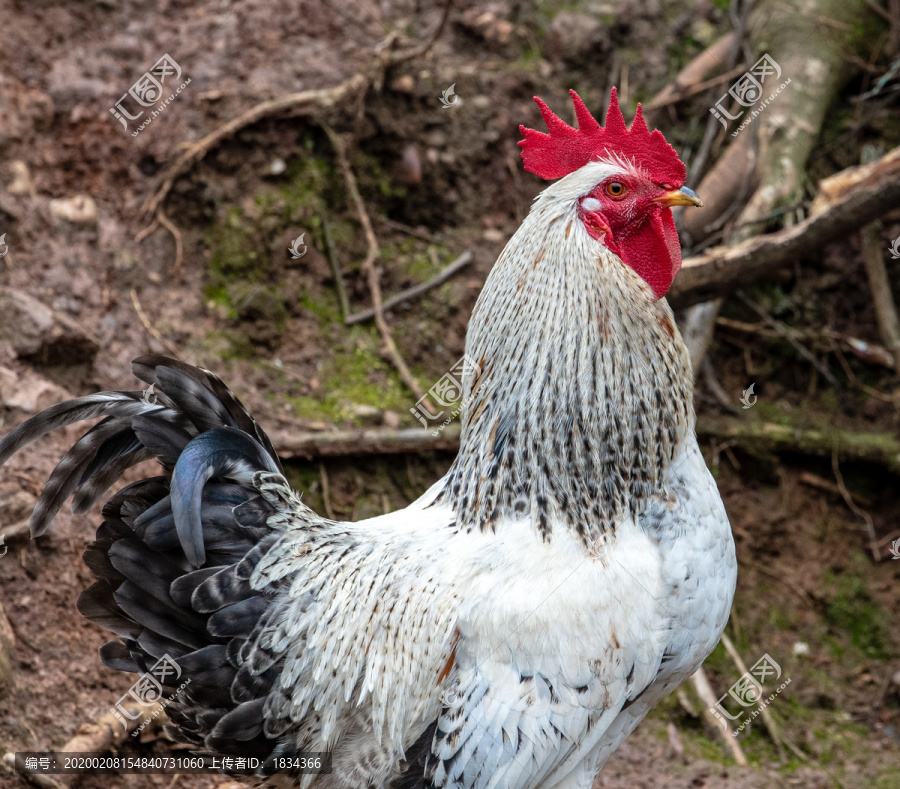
[518,88,686,186]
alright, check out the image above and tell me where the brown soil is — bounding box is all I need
[1,1,900,788]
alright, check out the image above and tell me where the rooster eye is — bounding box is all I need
[606,182,627,198]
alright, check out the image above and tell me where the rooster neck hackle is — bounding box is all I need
[437,165,694,549]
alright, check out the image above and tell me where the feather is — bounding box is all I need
[72,449,155,515]
[0,392,149,467]
[210,698,266,740]
[207,597,269,638]
[99,640,142,673]
[113,581,209,650]
[31,418,142,536]
[170,428,279,566]
[76,582,141,639]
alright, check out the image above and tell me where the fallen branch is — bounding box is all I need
[720,633,787,761]
[670,148,900,307]
[60,701,164,753]
[345,250,473,325]
[324,126,432,411]
[272,415,900,476]
[273,424,461,459]
[690,666,748,765]
[0,701,165,789]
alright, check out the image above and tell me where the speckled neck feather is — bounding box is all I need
[435,164,694,549]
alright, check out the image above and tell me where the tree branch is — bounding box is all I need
[670,152,900,307]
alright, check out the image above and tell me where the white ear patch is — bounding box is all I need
[581,197,602,212]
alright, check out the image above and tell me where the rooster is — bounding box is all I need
[0,89,735,788]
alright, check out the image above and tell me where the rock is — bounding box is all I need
[383,410,401,429]
[545,12,610,64]
[393,75,415,94]
[48,194,98,225]
[0,288,99,365]
[0,365,72,412]
[6,161,35,196]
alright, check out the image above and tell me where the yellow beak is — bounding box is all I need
[653,186,703,208]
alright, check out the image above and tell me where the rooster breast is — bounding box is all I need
[561,436,737,785]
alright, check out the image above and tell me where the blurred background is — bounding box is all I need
[1,0,900,787]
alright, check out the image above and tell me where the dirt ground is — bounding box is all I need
[1,0,900,787]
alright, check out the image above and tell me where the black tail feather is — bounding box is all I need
[0,355,317,777]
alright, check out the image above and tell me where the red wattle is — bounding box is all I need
[617,209,681,299]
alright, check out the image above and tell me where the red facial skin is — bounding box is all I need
[578,174,683,300]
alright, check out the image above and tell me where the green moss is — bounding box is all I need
[823,571,892,660]
[283,333,415,424]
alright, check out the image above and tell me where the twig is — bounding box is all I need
[155,208,184,276]
[647,32,737,111]
[799,471,874,507]
[720,632,787,762]
[860,220,900,370]
[345,250,473,325]
[130,288,183,360]
[321,213,350,320]
[324,125,432,411]
[375,215,439,244]
[736,290,842,391]
[690,667,748,765]
[831,446,880,561]
[135,219,159,243]
[648,64,747,111]
[138,1,453,222]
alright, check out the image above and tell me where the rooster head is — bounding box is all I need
[519,88,701,299]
